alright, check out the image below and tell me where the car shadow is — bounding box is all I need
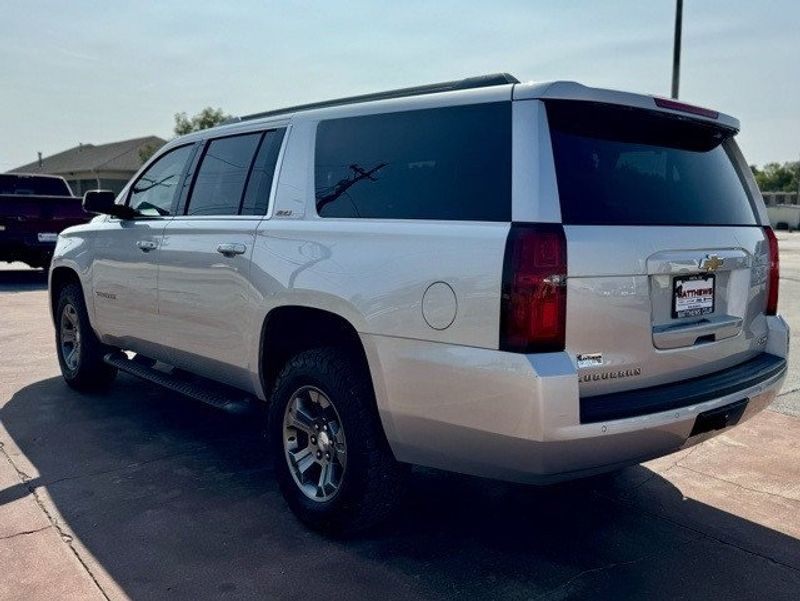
[0,268,48,292]
[1,375,798,600]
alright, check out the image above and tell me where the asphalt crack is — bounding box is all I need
[34,443,210,489]
[534,539,698,600]
[777,386,800,398]
[0,525,52,541]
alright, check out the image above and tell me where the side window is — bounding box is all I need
[128,145,193,217]
[314,103,511,221]
[241,128,286,215]
[186,133,262,216]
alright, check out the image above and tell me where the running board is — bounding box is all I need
[103,353,255,415]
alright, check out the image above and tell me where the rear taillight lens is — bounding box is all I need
[654,97,720,119]
[500,224,567,353]
[764,226,779,315]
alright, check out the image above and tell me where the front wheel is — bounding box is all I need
[55,283,117,391]
[268,347,407,534]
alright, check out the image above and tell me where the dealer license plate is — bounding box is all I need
[672,274,715,319]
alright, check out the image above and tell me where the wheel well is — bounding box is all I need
[260,307,370,400]
[50,267,81,319]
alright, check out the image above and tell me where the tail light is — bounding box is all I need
[654,97,719,119]
[500,224,567,353]
[764,226,779,315]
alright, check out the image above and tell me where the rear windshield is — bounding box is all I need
[0,174,72,196]
[546,101,757,226]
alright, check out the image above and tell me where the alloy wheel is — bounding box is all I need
[283,385,347,502]
[60,303,81,372]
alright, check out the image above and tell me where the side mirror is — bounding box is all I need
[82,190,135,219]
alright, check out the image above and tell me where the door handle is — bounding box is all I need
[216,242,247,257]
[136,240,158,252]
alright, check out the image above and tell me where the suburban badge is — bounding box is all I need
[580,367,642,383]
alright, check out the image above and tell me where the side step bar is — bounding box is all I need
[104,353,255,415]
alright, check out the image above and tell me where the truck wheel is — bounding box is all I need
[268,347,407,534]
[55,283,117,391]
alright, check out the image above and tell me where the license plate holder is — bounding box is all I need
[689,398,748,437]
[672,273,715,319]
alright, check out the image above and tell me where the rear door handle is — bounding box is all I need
[136,240,158,252]
[216,242,247,257]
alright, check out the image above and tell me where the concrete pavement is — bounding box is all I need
[0,235,799,600]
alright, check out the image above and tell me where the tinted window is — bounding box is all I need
[187,133,262,215]
[315,103,511,220]
[0,174,71,196]
[547,101,757,226]
[241,129,285,215]
[129,145,193,216]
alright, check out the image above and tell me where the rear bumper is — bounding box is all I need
[580,352,786,424]
[363,314,790,484]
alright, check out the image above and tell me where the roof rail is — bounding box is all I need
[240,73,519,121]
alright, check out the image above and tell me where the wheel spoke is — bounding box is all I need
[65,347,77,369]
[290,445,316,478]
[318,462,334,496]
[61,330,76,343]
[288,405,315,435]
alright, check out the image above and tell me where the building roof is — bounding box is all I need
[8,136,167,176]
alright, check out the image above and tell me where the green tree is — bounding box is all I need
[174,107,232,136]
[138,142,162,164]
[137,107,232,165]
[750,161,799,192]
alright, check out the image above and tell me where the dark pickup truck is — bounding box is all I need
[1,173,88,269]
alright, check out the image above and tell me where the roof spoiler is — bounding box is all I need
[239,73,519,122]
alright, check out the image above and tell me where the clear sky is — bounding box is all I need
[1,0,797,170]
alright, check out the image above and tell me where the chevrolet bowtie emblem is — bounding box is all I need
[700,254,724,272]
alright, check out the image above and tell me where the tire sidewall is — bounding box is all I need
[55,283,116,390]
[268,350,377,532]
[55,287,84,381]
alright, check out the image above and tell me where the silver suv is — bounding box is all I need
[49,73,789,533]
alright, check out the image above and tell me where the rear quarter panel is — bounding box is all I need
[250,219,508,346]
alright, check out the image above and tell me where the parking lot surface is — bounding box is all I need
[1,234,799,600]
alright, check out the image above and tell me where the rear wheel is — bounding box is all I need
[55,283,117,391]
[268,347,406,534]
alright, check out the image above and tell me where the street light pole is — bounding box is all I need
[671,0,683,99]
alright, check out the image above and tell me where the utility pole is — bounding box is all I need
[671,0,683,99]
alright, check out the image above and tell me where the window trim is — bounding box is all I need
[263,125,290,219]
[237,133,267,215]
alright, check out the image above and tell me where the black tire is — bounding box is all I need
[268,347,407,534]
[55,282,117,391]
